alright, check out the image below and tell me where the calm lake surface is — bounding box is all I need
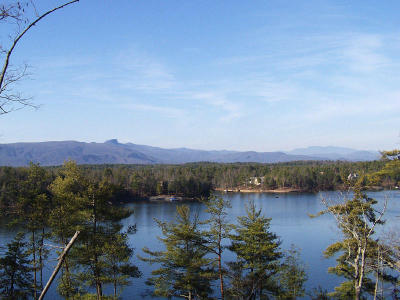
[1,190,399,299]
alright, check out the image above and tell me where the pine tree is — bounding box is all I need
[103,229,141,299]
[227,200,282,300]
[202,195,232,299]
[141,205,214,300]
[71,180,133,299]
[49,161,138,299]
[19,162,51,299]
[278,245,307,299]
[368,150,400,187]
[48,160,89,298]
[316,188,386,299]
[0,232,33,299]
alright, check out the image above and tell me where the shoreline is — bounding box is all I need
[130,186,389,203]
[214,186,387,194]
[214,187,306,193]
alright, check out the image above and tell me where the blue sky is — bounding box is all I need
[0,0,399,151]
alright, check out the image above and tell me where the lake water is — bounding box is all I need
[1,190,399,299]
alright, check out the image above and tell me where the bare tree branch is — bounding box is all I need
[0,0,79,115]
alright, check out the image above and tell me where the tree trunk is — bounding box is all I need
[9,271,15,297]
[32,229,37,300]
[64,257,73,297]
[96,282,103,299]
[218,253,224,300]
[355,287,361,300]
[92,193,103,299]
[39,227,45,288]
[355,247,366,300]
[374,271,379,300]
[217,226,225,300]
[38,231,80,300]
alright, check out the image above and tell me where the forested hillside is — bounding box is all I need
[1,159,395,215]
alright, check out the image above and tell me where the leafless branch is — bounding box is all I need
[0,0,79,115]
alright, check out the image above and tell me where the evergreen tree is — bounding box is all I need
[369,150,400,187]
[71,180,133,299]
[278,245,307,299]
[49,161,138,299]
[141,205,214,300]
[316,188,386,299]
[227,200,282,300]
[0,233,33,299]
[19,162,51,299]
[202,195,232,299]
[48,161,90,298]
[103,229,141,299]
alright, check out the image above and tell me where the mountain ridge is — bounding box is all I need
[0,140,380,166]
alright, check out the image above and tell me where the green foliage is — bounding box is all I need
[141,205,214,299]
[46,161,138,299]
[48,161,93,297]
[0,160,389,216]
[319,188,385,299]
[49,160,89,243]
[19,162,52,297]
[202,195,232,299]
[227,200,282,299]
[0,232,33,299]
[368,150,400,187]
[0,158,397,299]
[278,245,307,299]
[103,232,141,299]
[308,286,331,299]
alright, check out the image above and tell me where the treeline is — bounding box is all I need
[208,160,386,191]
[70,159,392,192]
[0,159,394,214]
[0,163,213,214]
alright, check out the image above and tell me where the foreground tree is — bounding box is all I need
[227,200,282,299]
[103,229,141,299]
[0,0,79,115]
[202,195,232,299]
[49,161,139,299]
[0,232,33,299]
[141,205,214,299]
[71,180,135,299]
[19,163,51,299]
[382,231,400,299]
[48,161,89,297]
[278,245,307,299]
[316,188,386,299]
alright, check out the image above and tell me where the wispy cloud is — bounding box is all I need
[121,103,184,118]
[189,92,243,121]
[24,29,400,150]
[114,50,177,92]
[341,34,389,72]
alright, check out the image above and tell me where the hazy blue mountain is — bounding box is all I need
[0,140,379,166]
[0,140,158,166]
[287,146,380,161]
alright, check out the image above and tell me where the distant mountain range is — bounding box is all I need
[0,140,381,166]
[287,146,380,161]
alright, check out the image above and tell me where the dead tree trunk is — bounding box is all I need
[38,231,80,300]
